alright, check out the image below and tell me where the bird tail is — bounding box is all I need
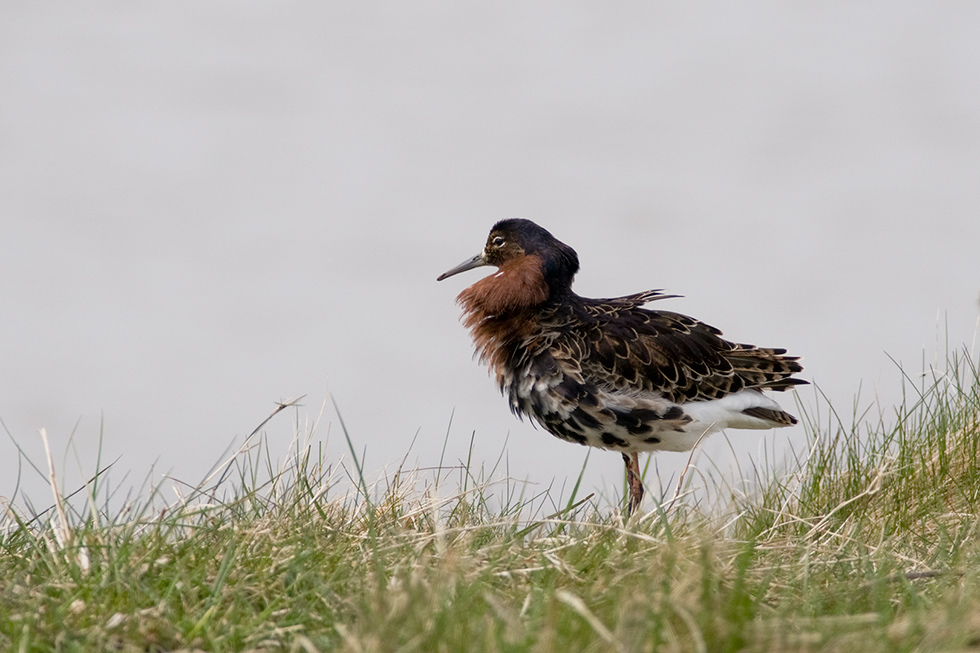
[741,405,798,426]
[725,345,808,392]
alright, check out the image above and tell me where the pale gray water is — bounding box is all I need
[2,3,978,508]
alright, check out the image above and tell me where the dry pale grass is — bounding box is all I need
[1,351,979,651]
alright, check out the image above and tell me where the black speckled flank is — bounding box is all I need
[441,218,808,514]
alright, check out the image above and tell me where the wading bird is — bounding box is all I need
[438,219,806,515]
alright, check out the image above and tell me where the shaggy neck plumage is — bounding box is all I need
[456,254,550,378]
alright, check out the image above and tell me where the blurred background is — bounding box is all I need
[2,2,978,509]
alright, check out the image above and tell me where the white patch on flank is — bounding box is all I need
[599,388,793,453]
[680,389,787,433]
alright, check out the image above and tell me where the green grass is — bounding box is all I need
[2,350,980,652]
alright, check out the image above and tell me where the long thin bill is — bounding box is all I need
[436,253,488,281]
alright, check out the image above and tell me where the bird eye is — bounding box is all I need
[491,236,505,248]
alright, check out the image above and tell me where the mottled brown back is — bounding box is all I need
[542,290,806,404]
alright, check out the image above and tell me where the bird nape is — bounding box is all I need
[438,218,807,516]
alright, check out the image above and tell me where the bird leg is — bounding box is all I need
[622,451,644,516]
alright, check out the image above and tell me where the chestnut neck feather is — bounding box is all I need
[457,254,551,377]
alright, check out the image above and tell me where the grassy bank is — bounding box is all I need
[2,351,979,652]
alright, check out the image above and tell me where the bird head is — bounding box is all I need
[437,219,580,295]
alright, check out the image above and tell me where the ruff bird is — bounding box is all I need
[437,219,806,514]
